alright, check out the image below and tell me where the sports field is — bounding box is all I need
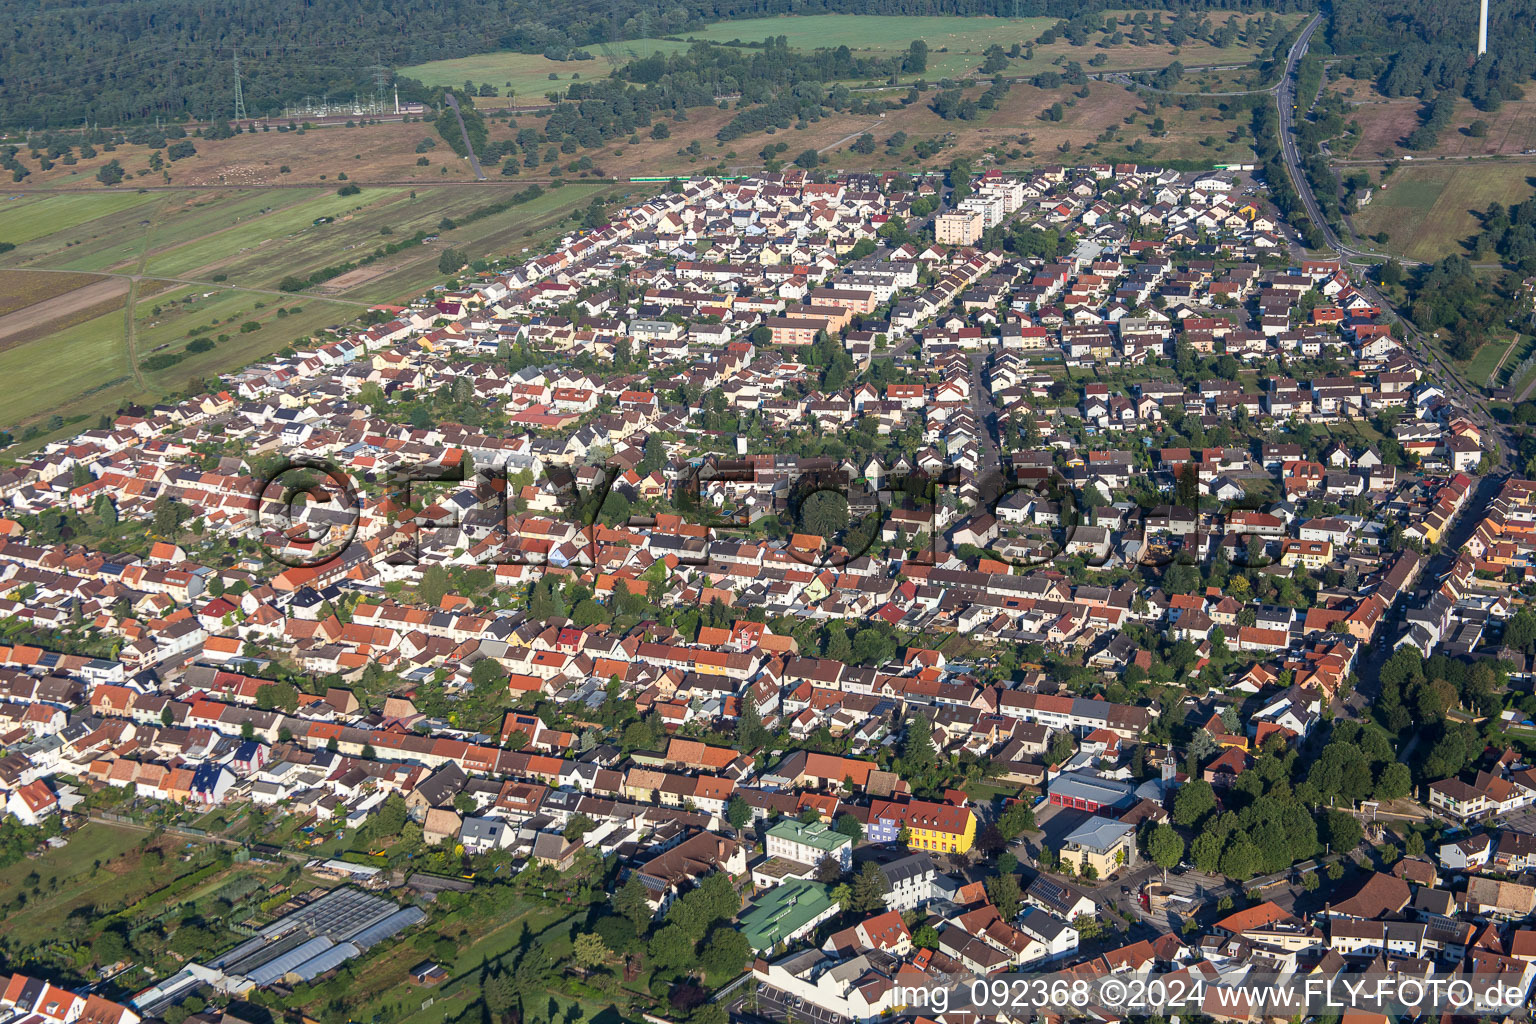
[1351,161,1536,262]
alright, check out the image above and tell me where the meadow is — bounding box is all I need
[1351,161,1536,262]
[404,10,1302,103]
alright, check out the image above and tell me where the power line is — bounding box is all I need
[233,49,247,121]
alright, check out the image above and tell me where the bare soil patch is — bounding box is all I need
[0,274,129,352]
[0,269,102,316]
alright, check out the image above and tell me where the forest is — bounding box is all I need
[1328,0,1536,109]
[2,0,1311,128]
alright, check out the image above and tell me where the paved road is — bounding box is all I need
[969,353,1003,474]
[442,93,488,181]
[817,120,886,157]
[1275,12,1506,452]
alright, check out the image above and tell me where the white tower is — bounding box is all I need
[1478,0,1489,55]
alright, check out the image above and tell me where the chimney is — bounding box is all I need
[1478,0,1489,55]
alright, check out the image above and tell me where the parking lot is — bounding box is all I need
[744,986,844,1024]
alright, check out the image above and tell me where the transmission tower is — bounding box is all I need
[370,64,390,114]
[233,49,247,121]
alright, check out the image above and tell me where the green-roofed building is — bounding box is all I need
[765,819,854,872]
[739,880,838,953]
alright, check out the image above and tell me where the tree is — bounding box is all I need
[903,39,929,73]
[1323,811,1363,854]
[1374,762,1412,801]
[850,861,888,912]
[912,923,940,949]
[1506,609,1536,652]
[1173,779,1216,827]
[573,933,610,970]
[615,874,653,932]
[835,813,863,842]
[484,969,518,1021]
[471,657,507,691]
[897,714,937,778]
[1147,823,1185,872]
[648,924,695,972]
[998,801,1035,839]
[985,871,1022,920]
[255,681,298,712]
[726,794,752,830]
[419,565,452,605]
[437,248,467,275]
[700,928,751,977]
[794,149,820,169]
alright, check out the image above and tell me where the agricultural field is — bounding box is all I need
[0,120,497,192]
[1351,161,1536,262]
[0,180,626,447]
[0,269,103,317]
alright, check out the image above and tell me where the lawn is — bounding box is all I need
[0,299,130,424]
[404,46,691,101]
[1352,161,1536,262]
[1463,333,1524,389]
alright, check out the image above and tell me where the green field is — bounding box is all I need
[0,191,161,245]
[0,822,154,944]
[1352,161,1536,262]
[406,11,1299,103]
[403,44,692,99]
[1,181,632,448]
[0,300,132,424]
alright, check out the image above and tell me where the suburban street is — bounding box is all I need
[1274,11,1504,448]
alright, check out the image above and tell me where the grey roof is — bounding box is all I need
[1018,907,1074,942]
[1062,815,1135,852]
[245,936,335,986]
[877,852,937,886]
[347,906,426,950]
[1047,770,1136,806]
[287,941,360,982]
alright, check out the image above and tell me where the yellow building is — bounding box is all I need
[870,798,976,854]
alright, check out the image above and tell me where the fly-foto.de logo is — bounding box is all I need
[252,449,1242,576]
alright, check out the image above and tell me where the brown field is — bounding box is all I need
[607,80,1253,175]
[12,121,489,190]
[1341,75,1536,160]
[0,274,129,352]
[0,269,102,316]
[8,73,1255,195]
